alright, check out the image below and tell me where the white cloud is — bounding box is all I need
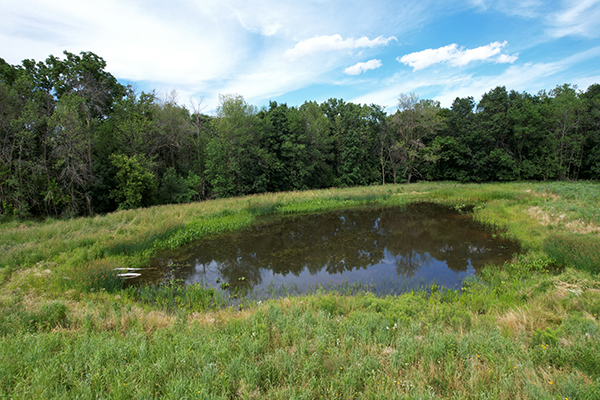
[2,0,597,115]
[496,53,519,63]
[0,0,425,112]
[547,0,600,38]
[350,75,448,110]
[1,0,247,86]
[353,46,600,111]
[285,35,396,59]
[344,59,383,75]
[398,41,517,71]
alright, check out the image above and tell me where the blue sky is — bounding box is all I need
[2,0,600,113]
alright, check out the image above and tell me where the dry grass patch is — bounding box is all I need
[139,311,175,334]
[497,308,547,338]
[526,188,560,201]
[526,206,600,234]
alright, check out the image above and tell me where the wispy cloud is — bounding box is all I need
[398,41,517,71]
[547,0,600,38]
[494,0,543,18]
[0,0,478,111]
[354,46,600,110]
[432,62,564,106]
[285,35,396,59]
[344,59,383,75]
[1,0,597,113]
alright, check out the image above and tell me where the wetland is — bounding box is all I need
[141,203,520,295]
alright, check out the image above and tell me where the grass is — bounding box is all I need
[1,181,599,398]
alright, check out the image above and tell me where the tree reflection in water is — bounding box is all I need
[146,203,520,293]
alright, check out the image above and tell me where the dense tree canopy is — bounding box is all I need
[1,51,599,218]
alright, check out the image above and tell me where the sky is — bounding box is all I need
[2,0,600,113]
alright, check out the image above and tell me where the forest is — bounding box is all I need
[1,51,599,218]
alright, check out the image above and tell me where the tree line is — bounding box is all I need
[1,51,599,218]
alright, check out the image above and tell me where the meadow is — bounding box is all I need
[1,181,599,399]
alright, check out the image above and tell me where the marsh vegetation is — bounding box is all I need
[1,181,600,399]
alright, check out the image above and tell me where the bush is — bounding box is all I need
[157,168,197,205]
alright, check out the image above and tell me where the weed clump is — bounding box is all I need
[544,233,600,274]
[67,260,123,293]
[128,279,221,312]
[19,301,69,332]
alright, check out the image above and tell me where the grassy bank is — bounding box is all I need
[1,181,599,399]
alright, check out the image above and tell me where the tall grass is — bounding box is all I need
[129,279,224,312]
[67,260,124,293]
[1,267,599,398]
[1,181,600,398]
[544,233,600,274]
[533,181,600,225]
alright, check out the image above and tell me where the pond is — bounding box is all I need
[134,203,520,296]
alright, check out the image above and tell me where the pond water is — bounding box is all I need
[136,203,520,296]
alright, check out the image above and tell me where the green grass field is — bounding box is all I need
[1,181,599,399]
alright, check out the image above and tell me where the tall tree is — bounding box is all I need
[48,94,94,215]
[389,94,444,183]
[44,51,126,124]
[542,84,586,180]
[580,84,600,179]
[425,98,474,182]
[474,86,518,181]
[299,101,334,188]
[153,91,195,171]
[506,91,546,179]
[206,94,266,197]
[367,104,390,185]
[185,98,212,200]
[0,58,56,216]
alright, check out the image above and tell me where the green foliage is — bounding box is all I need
[48,93,94,216]
[88,155,118,213]
[184,171,204,201]
[205,94,268,197]
[0,51,127,217]
[388,94,445,183]
[157,167,196,204]
[3,50,600,217]
[109,153,157,209]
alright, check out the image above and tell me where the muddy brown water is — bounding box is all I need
[133,203,520,296]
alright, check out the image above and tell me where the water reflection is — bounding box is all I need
[142,203,519,294]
